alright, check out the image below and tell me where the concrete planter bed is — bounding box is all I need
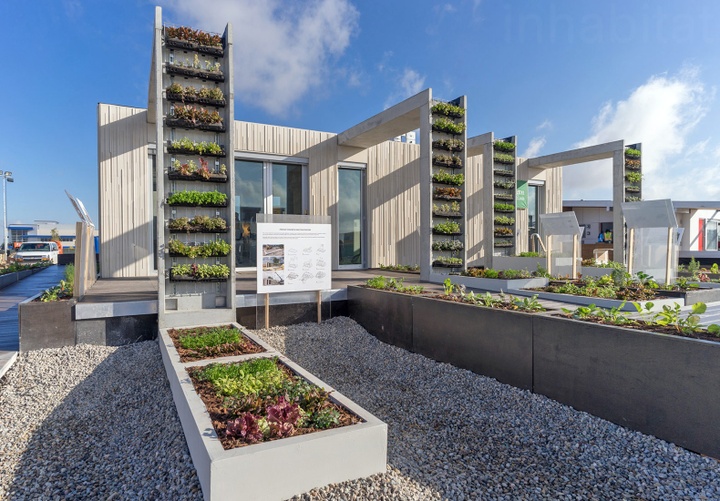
[533,315,720,459]
[19,294,77,352]
[158,323,387,501]
[348,285,720,459]
[655,286,720,305]
[0,264,50,290]
[450,274,548,293]
[513,288,679,312]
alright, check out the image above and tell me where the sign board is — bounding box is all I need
[516,180,528,209]
[256,221,332,293]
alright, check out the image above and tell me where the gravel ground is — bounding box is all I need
[1,318,719,500]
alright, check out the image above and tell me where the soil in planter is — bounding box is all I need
[555,314,720,344]
[168,325,265,362]
[187,359,362,450]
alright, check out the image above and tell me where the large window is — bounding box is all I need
[705,220,719,251]
[338,167,365,267]
[235,158,308,268]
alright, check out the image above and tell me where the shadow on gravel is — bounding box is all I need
[268,317,720,500]
[7,342,202,500]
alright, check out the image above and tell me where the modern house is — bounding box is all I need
[564,199,720,262]
[98,8,642,284]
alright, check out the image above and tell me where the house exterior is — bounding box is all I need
[564,200,720,261]
[97,8,641,281]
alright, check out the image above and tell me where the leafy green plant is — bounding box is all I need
[311,407,341,429]
[200,358,285,398]
[432,138,464,151]
[687,257,700,279]
[493,203,515,212]
[165,25,223,48]
[494,227,513,236]
[364,275,424,294]
[432,154,463,167]
[433,256,463,266]
[39,264,75,302]
[432,171,464,186]
[653,302,707,334]
[494,180,514,189]
[378,263,420,272]
[434,186,462,200]
[493,153,515,164]
[625,171,642,183]
[442,278,454,295]
[494,215,515,225]
[169,216,228,232]
[433,220,461,234]
[169,137,224,155]
[625,196,642,202]
[510,294,545,312]
[433,201,461,214]
[493,140,516,152]
[625,158,641,169]
[179,326,240,350]
[432,117,466,135]
[625,148,642,158]
[431,102,465,118]
[518,251,540,257]
[432,239,464,252]
[167,190,227,206]
[170,263,230,280]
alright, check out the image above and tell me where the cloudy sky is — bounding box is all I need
[1,0,720,224]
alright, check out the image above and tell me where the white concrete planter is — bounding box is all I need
[450,274,548,292]
[511,289,679,312]
[158,323,388,501]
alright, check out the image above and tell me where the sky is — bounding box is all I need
[1,0,720,228]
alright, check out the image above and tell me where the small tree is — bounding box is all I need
[50,228,60,241]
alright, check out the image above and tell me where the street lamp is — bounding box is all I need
[0,171,14,259]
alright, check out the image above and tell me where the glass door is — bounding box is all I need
[338,167,364,267]
[235,160,264,268]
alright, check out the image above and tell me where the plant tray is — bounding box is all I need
[168,252,229,258]
[493,169,515,177]
[432,261,463,268]
[625,186,641,193]
[495,208,515,213]
[165,36,224,56]
[166,92,226,108]
[432,230,462,236]
[167,146,227,158]
[494,232,514,237]
[493,158,515,165]
[433,194,462,201]
[433,160,463,169]
[169,225,229,234]
[432,110,464,119]
[167,200,229,208]
[169,274,228,282]
[494,242,514,248]
[494,194,515,201]
[431,141,464,152]
[432,211,462,219]
[166,64,225,82]
[168,171,228,183]
[625,152,641,158]
[432,180,464,188]
[431,125,462,135]
[165,118,226,132]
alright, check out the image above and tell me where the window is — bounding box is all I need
[235,157,308,268]
[705,220,719,251]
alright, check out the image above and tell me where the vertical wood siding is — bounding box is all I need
[98,104,153,278]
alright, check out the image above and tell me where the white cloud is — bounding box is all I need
[536,119,553,131]
[160,0,359,116]
[522,137,546,158]
[384,68,426,109]
[564,68,712,200]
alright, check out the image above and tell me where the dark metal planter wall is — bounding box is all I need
[412,297,533,390]
[348,285,720,459]
[532,315,720,459]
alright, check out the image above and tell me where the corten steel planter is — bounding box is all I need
[347,286,413,351]
[158,324,387,501]
[19,296,77,352]
[412,296,534,390]
[533,314,720,459]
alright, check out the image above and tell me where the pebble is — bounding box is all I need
[1,318,719,500]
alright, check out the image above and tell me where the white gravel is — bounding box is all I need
[1,317,719,500]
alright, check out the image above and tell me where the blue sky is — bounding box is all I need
[1,0,720,227]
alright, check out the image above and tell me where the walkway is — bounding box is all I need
[0,265,67,352]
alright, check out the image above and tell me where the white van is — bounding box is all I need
[13,242,59,265]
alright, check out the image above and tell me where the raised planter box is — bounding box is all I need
[0,269,33,289]
[19,294,77,352]
[513,289,678,312]
[449,275,548,292]
[348,286,534,389]
[412,296,534,390]
[158,323,387,500]
[533,315,720,459]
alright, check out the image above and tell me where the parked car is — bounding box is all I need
[13,242,59,265]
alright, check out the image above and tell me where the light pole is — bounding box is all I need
[0,171,14,259]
